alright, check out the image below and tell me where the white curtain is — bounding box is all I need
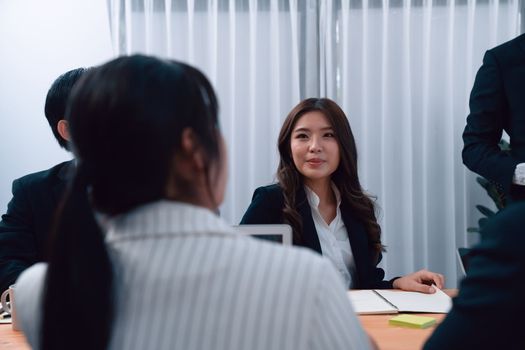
[107,0,520,286]
[325,0,519,283]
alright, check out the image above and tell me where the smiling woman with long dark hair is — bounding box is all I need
[241,98,444,291]
[13,58,373,350]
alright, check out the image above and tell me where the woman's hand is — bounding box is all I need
[392,269,445,294]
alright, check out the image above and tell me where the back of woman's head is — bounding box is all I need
[69,55,220,215]
[42,55,220,350]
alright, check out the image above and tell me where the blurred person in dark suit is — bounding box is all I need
[424,201,525,349]
[0,68,88,293]
[462,34,525,202]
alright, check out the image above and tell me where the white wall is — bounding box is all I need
[0,0,114,210]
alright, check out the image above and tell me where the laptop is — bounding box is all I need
[456,247,471,279]
[232,224,293,245]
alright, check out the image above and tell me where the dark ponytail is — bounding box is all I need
[42,162,113,350]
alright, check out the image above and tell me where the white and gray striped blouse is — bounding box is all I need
[16,200,370,350]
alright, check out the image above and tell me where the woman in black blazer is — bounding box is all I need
[241,98,444,291]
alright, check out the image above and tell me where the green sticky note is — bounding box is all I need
[389,314,437,329]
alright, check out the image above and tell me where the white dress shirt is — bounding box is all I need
[513,163,525,185]
[304,185,356,289]
[15,200,370,350]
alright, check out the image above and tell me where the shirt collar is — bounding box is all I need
[102,200,235,241]
[304,182,342,210]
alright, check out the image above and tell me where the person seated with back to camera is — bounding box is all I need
[241,98,445,292]
[424,200,525,349]
[14,56,375,350]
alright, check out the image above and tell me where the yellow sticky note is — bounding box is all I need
[389,314,436,329]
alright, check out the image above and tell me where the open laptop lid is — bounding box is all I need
[232,224,293,245]
[456,247,471,279]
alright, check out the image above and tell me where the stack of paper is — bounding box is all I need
[347,288,452,315]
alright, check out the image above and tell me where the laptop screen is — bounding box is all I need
[456,247,471,278]
[232,224,293,245]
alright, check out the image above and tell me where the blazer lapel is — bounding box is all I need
[295,187,322,254]
[340,201,370,288]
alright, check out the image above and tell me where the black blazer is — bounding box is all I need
[424,201,525,350]
[0,160,73,292]
[240,184,393,289]
[463,34,525,198]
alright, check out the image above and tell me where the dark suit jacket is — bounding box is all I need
[424,201,525,349]
[0,160,73,292]
[463,34,525,198]
[240,184,393,289]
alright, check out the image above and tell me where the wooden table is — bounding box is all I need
[359,289,456,350]
[0,314,449,350]
[359,312,446,350]
[0,289,457,350]
[0,324,28,349]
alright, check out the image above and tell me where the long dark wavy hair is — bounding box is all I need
[277,98,384,258]
[42,55,220,350]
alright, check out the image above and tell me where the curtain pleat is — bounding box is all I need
[187,0,195,61]
[226,0,237,218]
[144,0,153,53]
[208,0,218,84]
[289,0,300,104]
[164,0,172,56]
[109,0,121,55]
[248,0,257,194]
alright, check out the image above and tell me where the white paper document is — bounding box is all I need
[347,288,452,315]
[348,290,398,314]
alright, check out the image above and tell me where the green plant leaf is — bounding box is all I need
[487,186,506,210]
[476,205,496,217]
[478,217,489,228]
[476,176,507,210]
[476,177,490,190]
[467,138,509,235]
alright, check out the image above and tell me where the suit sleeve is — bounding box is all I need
[343,213,393,289]
[354,246,395,289]
[424,204,525,349]
[240,187,283,225]
[0,179,38,292]
[462,50,519,194]
[367,251,395,289]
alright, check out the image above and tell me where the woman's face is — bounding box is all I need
[290,111,340,185]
